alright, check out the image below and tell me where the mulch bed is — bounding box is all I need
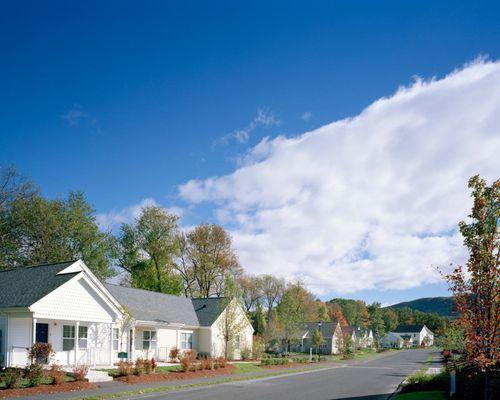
[0,381,97,398]
[115,364,236,384]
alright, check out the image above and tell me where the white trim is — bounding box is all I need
[30,272,123,322]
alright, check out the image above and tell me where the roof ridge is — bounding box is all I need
[105,283,191,299]
[0,260,76,273]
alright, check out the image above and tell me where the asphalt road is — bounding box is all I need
[126,349,437,400]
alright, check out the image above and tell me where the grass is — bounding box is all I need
[395,391,446,400]
[231,362,262,374]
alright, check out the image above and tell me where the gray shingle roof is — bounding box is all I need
[394,324,425,333]
[0,261,79,308]
[104,284,200,326]
[191,297,229,327]
[301,321,340,338]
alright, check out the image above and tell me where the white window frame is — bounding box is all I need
[63,325,75,351]
[113,328,120,351]
[142,331,157,350]
[180,332,193,350]
[78,326,88,349]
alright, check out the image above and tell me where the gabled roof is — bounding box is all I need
[301,321,340,338]
[393,324,426,333]
[192,297,229,327]
[0,261,80,308]
[105,284,200,326]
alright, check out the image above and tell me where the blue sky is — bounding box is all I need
[1,1,500,305]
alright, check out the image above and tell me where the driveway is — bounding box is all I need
[122,349,437,400]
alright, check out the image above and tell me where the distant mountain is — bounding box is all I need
[387,296,456,317]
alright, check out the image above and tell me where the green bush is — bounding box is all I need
[134,358,146,375]
[240,347,252,361]
[2,368,23,389]
[402,370,448,393]
[261,358,289,366]
[25,363,45,387]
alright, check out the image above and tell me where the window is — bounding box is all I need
[235,335,241,350]
[63,325,75,351]
[78,326,88,349]
[113,328,119,351]
[142,331,157,350]
[180,332,193,350]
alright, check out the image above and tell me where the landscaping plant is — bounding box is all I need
[28,342,54,365]
[117,361,133,376]
[72,365,89,381]
[134,358,146,375]
[49,364,66,385]
[169,347,180,362]
[2,368,23,389]
[24,363,45,387]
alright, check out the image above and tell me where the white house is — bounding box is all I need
[293,321,342,355]
[0,260,253,368]
[380,324,434,348]
[353,327,374,348]
[392,324,434,346]
[380,332,406,349]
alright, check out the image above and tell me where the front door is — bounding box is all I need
[35,323,49,343]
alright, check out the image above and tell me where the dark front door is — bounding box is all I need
[35,323,49,343]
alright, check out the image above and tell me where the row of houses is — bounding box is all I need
[0,260,254,368]
[291,321,374,355]
[293,322,434,354]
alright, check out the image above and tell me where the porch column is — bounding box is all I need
[32,318,37,345]
[131,327,136,361]
[109,324,113,365]
[74,321,80,366]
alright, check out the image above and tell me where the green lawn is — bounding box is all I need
[231,362,262,374]
[396,391,446,400]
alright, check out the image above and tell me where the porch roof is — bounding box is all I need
[0,261,79,308]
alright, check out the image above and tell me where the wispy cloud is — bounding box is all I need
[215,109,280,146]
[180,59,500,295]
[61,104,99,131]
[301,111,313,121]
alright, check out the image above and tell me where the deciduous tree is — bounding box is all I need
[444,175,499,399]
[117,206,182,294]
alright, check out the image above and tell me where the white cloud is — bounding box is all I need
[215,109,280,145]
[96,198,184,231]
[301,111,313,121]
[179,59,500,295]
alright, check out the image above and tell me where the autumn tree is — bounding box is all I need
[117,206,183,294]
[175,224,242,298]
[381,308,399,332]
[327,302,349,327]
[444,176,499,399]
[355,300,371,328]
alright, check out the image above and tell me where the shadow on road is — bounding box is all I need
[328,394,393,400]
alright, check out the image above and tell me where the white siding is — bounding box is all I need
[31,276,117,323]
[8,316,32,367]
[211,300,254,360]
[198,329,211,355]
[156,327,177,361]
